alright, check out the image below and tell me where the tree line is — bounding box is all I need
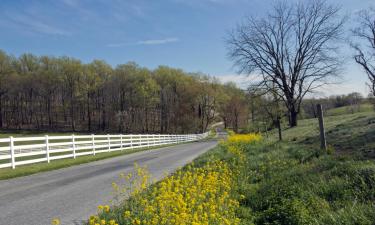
[0,50,249,134]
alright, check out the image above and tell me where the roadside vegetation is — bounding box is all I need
[238,110,375,224]
[85,134,262,225]
[87,107,375,225]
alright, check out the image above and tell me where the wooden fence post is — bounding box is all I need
[10,136,15,169]
[45,135,50,163]
[317,104,327,150]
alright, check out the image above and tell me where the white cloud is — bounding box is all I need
[61,0,78,7]
[137,38,179,45]
[215,74,262,89]
[309,83,369,98]
[216,74,368,97]
[4,12,70,36]
[107,37,179,47]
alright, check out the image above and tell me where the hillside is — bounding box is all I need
[272,110,375,158]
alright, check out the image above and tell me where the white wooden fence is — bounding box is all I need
[0,132,209,169]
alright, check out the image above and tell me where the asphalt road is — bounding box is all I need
[0,139,218,225]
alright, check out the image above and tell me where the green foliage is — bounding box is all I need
[235,142,375,224]
[326,145,335,155]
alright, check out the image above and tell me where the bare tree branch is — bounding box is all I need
[227,0,345,127]
[351,8,375,95]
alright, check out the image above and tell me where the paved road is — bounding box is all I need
[0,140,218,225]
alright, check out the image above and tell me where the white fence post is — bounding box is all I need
[72,134,76,159]
[130,135,133,149]
[92,134,96,155]
[10,136,15,169]
[147,134,150,148]
[45,135,50,163]
[107,134,111,152]
[120,134,123,150]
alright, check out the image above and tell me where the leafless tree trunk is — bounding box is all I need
[228,0,345,127]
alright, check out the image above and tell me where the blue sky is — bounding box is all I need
[0,0,373,96]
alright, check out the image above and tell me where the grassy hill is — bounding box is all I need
[246,110,375,224]
[198,109,375,224]
[325,103,373,117]
[269,109,375,159]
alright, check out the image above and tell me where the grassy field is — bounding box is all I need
[326,103,373,117]
[268,110,375,158]
[238,110,375,224]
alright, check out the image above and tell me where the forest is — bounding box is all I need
[0,50,249,134]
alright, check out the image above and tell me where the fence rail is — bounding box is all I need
[0,132,209,169]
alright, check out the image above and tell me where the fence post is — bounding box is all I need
[153,134,156,146]
[139,134,141,148]
[107,134,111,152]
[10,136,15,169]
[120,134,123,150]
[91,134,96,155]
[147,134,150,148]
[130,135,133,149]
[72,134,76,159]
[45,135,50,163]
[317,104,327,150]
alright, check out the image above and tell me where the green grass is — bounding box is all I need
[193,110,375,224]
[0,130,81,138]
[326,103,373,117]
[235,142,375,224]
[267,109,375,158]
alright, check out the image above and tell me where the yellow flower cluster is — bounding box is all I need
[90,161,240,225]
[125,161,239,225]
[87,134,262,225]
[51,218,60,225]
[89,206,118,225]
[227,133,262,144]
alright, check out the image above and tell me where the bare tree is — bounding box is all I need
[352,8,375,95]
[228,0,345,127]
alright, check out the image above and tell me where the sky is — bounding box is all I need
[0,0,374,97]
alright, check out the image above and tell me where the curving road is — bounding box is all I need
[0,139,219,225]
